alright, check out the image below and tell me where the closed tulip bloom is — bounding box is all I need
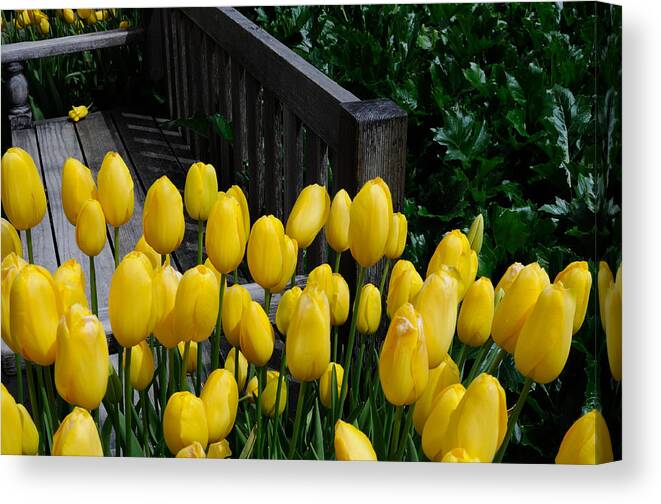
[385,212,407,260]
[467,214,484,254]
[152,264,182,348]
[163,391,208,455]
[222,284,252,347]
[176,441,207,458]
[239,301,274,367]
[1,147,47,230]
[62,8,75,24]
[598,261,614,332]
[201,369,238,442]
[494,262,524,295]
[246,370,287,417]
[604,267,622,381]
[184,162,218,221]
[287,287,331,382]
[514,283,576,384]
[426,230,478,300]
[412,354,460,434]
[61,157,96,225]
[386,260,423,318]
[226,185,251,239]
[54,259,89,311]
[329,273,350,326]
[379,303,428,405]
[414,269,459,367]
[134,235,162,270]
[224,347,248,391]
[16,403,39,455]
[206,192,246,274]
[247,215,288,289]
[442,448,480,463]
[55,304,109,409]
[457,277,494,347]
[319,362,344,409]
[124,340,154,391]
[443,373,507,462]
[1,253,27,353]
[1,218,22,260]
[143,176,185,255]
[275,286,302,335]
[325,189,351,253]
[270,234,298,294]
[334,420,377,461]
[349,177,393,268]
[207,439,232,459]
[75,199,106,257]
[108,251,156,348]
[491,262,550,354]
[1,383,22,455]
[421,383,467,461]
[173,265,219,343]
[306,263,334,299]
[178,341,198,373]
[356,283,382,335]
[555,410,614,464]
[204,257,227,292]
[52,407,103,456]
[11,264,63,365]
[97,151,134,228]
[286,184,331,249]
[555,261,592,334]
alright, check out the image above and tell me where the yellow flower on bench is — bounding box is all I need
[68,105,89,123]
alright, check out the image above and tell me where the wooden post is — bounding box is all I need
[3,62,32,130]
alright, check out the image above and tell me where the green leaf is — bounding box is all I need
[492,206,534,254]
[313,398,324,460]
[239,426,257,459]
[506,108,527,136]
[540,197,570,216]
[432,107,489,162]
[505,72,526,104]
[209,113,234,143]
[463,62,486,92]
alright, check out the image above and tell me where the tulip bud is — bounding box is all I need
[105,363,123,405]
[16,403,39,455]
[598,261,613,332]
[11,264,63,365]
[494,262,524,295]
[52,407,103,456]
[442,447,480,463]
[109,251,156,348]
[163,391,208,455]
[275,286,302,335]
[1,253,28,353]
[306,263,333,300]
[62,8,75,24]
[356,283,382,335]
[204,257,227,293]
[152,264,182,348]
[329,273,350,326]
[54,259,89,311]
[178,341,198,373]
[1,218,22,260]
[222,284,252,347]
[247,215,289,290]
[386,260,423,319]
[239,301,274,367]
[426,229,478,300]
[412,355,460,434]
[1,383,23,455]
[62,158,97,227]
[555,261,592,334]
[349,177,393,268]
[1,147,47,230]
[319,362,344,409]
[379,303,428,405]
[143,176,185,255]
[224,347,248,391]
[176,441,207,458]
[325,189,351,253]
[384,212,407,260]
[414,269,459,367]
[184,162,218,221]
[286,184,331,249]
[97,151,134,228]
[467,214,484,254]
[514,283,576,384]
[491,262,550,353]
[124,340,154,391]
[271,234,299,294]
[555,410,614,464]
[457,277,494,347]
[287,287,331,382]
[75,199,106,257]
[421,383,466,461]
[55,304,109,409]
[206,192,247,274]
[77,9,92,20]
[604,266,622,381]
[226,185,251,240]
[246,370,287,417]
[173,265,220,343]
[134,235,162,270]
[201,369,238,442]
[207,439,232,459]
[334,420,377,461]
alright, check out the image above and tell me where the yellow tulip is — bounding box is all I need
[77,9,92,20]
[412,354,460,434]
[226,185,251,239]
[224,347,248,392]
[491,262,550,354]
[201,369,238,442]
[247,215,289,290]
[604,266,622,381]
[205,191,247,274]
[37,17,50,34]
[334,420,377,461]
[176,441,207,458]
[239,300,274,367]
[443,373,507,462]
[173,265,219,343]
[1,253,27,353]
[286,184,331,249]
[15,10,31,29]
[384,212,407,260]
[108,251,156,348]
[379,303,428,405]
[1,383,22,455]
[319,362,344,409]
[414,269,459,367]
[555,261,592,334]
[119,19,129,30]
[245,369,287,417]
[286,287,331,382]
[1,147,47,230]
[11,264,62,365]
[203,257,227,293]
[514,283,576,384]
[68,105,88,122]
[222,284,252,347]
[184,162,218,221]
[421,383,466,461]
[598,261,613,332]
[52,407,103,456]
[306,263,333,299]
[75,199,106,257]
[329,273,350,326]
[16,403,39,455]
[207,439,232,459]
[55,304,109,409]
[178,341,198,373]
[152,264,181,348]
[163,391,208,455]
[270,234,298,294]
[97,151,134,228]
[467,214,484,254]
[441,448,480,463]
[386,259,423,318]
[62,9,75,24]
[426,229,478,300]
[1,218,22,260]
[325,189,351,253]
[457,277,494,347]
[124,340,154,391]
[349,177,393,268]
[275,286,302,335]
[61,158,97,226]
[356,283,382,335]
[494,262,524,295]
[555,410,614,464]
[143,176,185,255]
[133,234,162,270]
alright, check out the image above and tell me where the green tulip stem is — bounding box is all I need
[211,273,227,371]
[124,346,133,457]
[264,288,272,313]
[117,348,124,410]
[494,376,533,463]
[352,334,366,408]
[256,365,265,459]
[140,389,150,457]
[395,407,413,461]
[15,354,24,404]
[168,347,177,397]
[113,226,120,267]
[89,255,98,316]
[486,347,506,376]
[339,265,366,416]
[43,365,57,420]
[93,407,100,428]
[288,380,308,459]
[465,340,494,385]
[35,366,54,447]
[272,353,287,455]
[195,349,202,395]
[180,341,191,391]
[197,219,204,265]
[25,228,34,264]
[378,258,392,295]
[24,361,43,452]
[332,326,339,363]
[161,253,166,266]
[389,405,404,461]
[234,346,240,392]
[333,250,342,273]
[455,343,467,378]
[158,346,167,416]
